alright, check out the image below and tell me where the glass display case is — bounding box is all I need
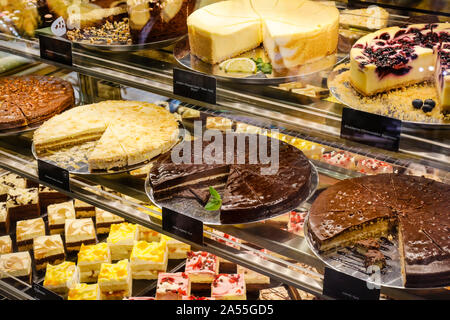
[0,0,448,300]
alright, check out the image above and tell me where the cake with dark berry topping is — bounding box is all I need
[350,23,450,112]
[307,173,450,288]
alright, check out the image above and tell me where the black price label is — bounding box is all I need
[341,107,401,152]
[31,282,63,300]
[39,34,72,66]
[37,159,71,192]
[323,267,380,300]
[173,68,216,105]
[162,207,203,245]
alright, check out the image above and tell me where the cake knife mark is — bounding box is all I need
[421,229,446,254]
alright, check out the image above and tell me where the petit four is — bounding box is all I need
[6,187,40,221]
[0,202,9,234]
[259,286,290,300]
[68,283,100,300]
[0,235,12,254]
[0,251,32,284]
[130,240,168,280]
[98,259,132,300]
[38,186,71,212]
[47,201,76,234]
[288,210,307,236]
[33,234,65,271]
[356,159,394,175]
[160,234,191,259]
[237,265,270,291]
[107,222,138,261]
[95,208,125,234]
[74,199,95,218]
[16,217,46,251]
[43,261,78,296]
[321,150,357,170]
[211,274,246,300]
[137,224,160,242]
[124,296,155,300]
[185,251,219,284]
[155,272,191,300]
[64,218,97,252]
[0,173,26,201]
[182,296,215,300]
[77,242,111,283]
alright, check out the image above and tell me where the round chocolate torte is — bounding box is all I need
[307,173,450,288]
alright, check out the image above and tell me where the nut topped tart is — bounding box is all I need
[350,23,450,112]
[33,100,179,171]
[0,76,74,130]
[307,173,450,288]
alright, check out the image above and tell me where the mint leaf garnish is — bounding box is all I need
[205,187,222,211]
[251,58,272,74]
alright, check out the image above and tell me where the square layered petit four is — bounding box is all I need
[130,240,168,280]
[137,224,160,242]
[182,296,215,300]
[160,234,190,259]
[38,186,71,212]
[0,235,12,254]
[185,251,219,284]
[0,173,27,201]
[68,283,100,300]
[107,222,138,260]
[237,265,270,291]
[288,210,307,236]
[64,218,97,252]
[7,187,40,222]
[0,202,9,234]
[33,235,65,271]
[211,274,246,300]
[16,217,46,251]
[0,251,32,284]
[95,208,124,234]
[47,201,76,234]
[43,261,78,296]
[155,272,191,300]
[77,242,111,282]
[98,259,132,300]
[74,199,95,218]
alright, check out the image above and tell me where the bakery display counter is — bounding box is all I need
[0,1,448,300]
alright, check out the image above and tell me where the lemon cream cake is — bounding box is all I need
[77,243,111,283]
[33,100,179,171]
[137,225,160,242]
[16,217,46,251]
[65,218,97,252]
[98,259,132,300]
[43,261,79,296]
[350,23,450,112]
[160,234,191,259]
[68,283,100,300]
[33,235,66,271]
[187,0,339,68]
[47,201,76,235]
[107,222,138,260]
[0,251,32,284]
[130,240,168,280]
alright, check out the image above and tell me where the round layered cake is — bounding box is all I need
[307,173,450,288]
[349,23,450,112]
[0,76,74,130]
[33,100,179,171]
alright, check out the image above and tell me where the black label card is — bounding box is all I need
[341,107,401,152]
[173,68,216,105]
[37,159,71,192]
[31,283,63,300]
[323,267,381,300]
[162,207,203,245]
[39,34,72,66]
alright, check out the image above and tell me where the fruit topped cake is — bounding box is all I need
[350,23,450,112]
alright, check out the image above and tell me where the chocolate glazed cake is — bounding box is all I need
[0,76,74,129]
[149,133,312,224]
[307,173,450,288]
